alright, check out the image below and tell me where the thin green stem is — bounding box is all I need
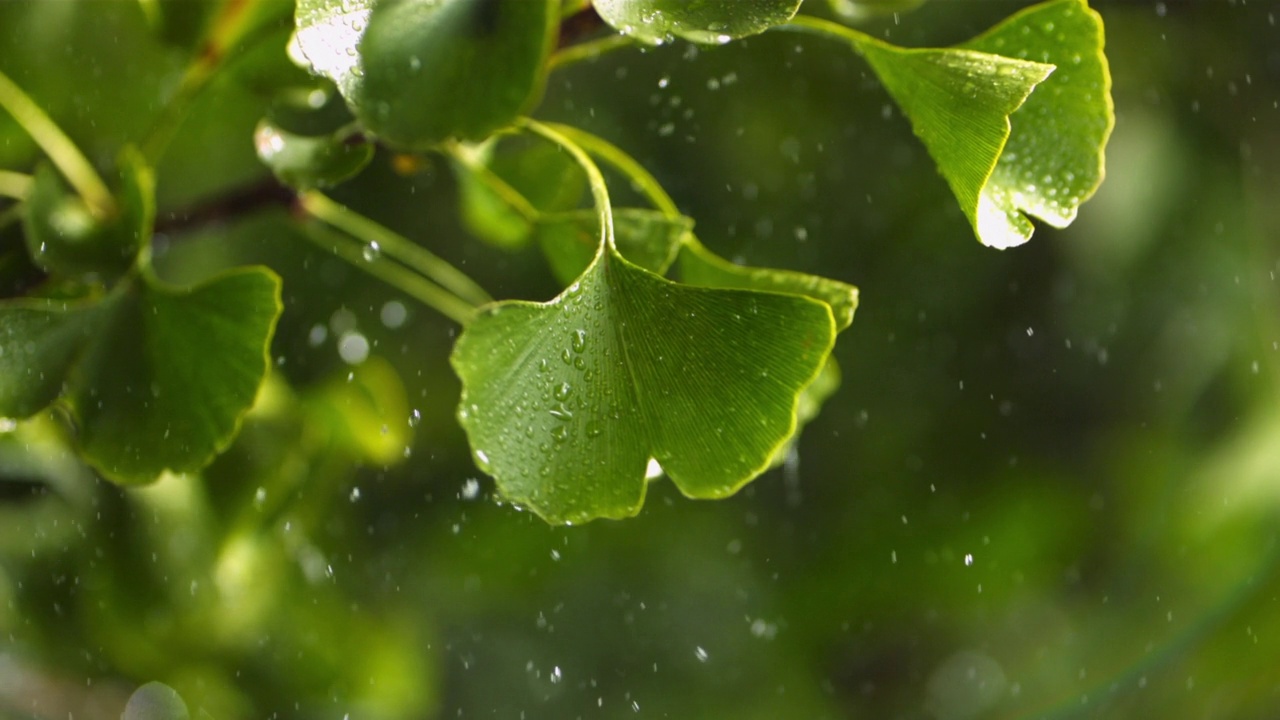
[302,221,478,326]
[515,118,614,253]
[549,34,636,71]
[777,15,884,53]
[445,143,541,223]
[299,191,493,306]
[0,170,32,201]
[0,70,115,218]
[546,124,680,218]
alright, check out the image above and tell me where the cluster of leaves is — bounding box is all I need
[0,0,1112,526]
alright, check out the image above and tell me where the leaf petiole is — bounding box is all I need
[548,34,636,71]
[513,118,614,254]
[0,70,115,218]
[0,170,33,201]
[543,124,680,219]
[299,191,493,307]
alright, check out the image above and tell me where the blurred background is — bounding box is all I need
[2,0,1279,718]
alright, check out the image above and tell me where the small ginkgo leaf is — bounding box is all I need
[0,299,100,418]
[594,0,803,45]
[295,0,557,148]
[852,0,1111,248]
[536,209,691,286]
[962,0,1113,242]
[451,244,835,524]
[677,239,858,331]
[70,268,282,484]
[22,147,153,278]
[254,118,373,190]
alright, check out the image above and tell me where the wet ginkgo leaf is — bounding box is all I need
[594,0,803,45]
[294,0,557,148]
[450,242,835,524]
[852,0,1112,248]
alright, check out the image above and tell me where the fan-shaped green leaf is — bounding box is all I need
[537,209,690,285]
[451,246,835,525]
[594,0,803,45]
[962,0,1113,242]
[254,118,373,190]
[21,146,152,278]
[851,0,1111,248]
[296,0,557,148]
[71,268,282,484]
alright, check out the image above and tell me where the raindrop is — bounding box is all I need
[460,478,480,500]
[408,408,421,427]
[964,553,974,566]
[362,241,382,262]
[337,332,370,364]
[349,486,361,502]
[694,646,709,662]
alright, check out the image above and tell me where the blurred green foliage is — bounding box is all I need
[2,1,1279,718]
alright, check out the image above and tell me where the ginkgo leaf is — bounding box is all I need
[962,0,1113,242]
[21,146,152,278]
[450,245,835,524]
[254,118,373,190]
[847,0,1111,248]
[295,0,557,148]
[70,268,282,484]
[594,0,803,45]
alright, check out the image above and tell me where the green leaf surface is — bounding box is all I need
[21,147,153,278]
[850,0,1111,248]
[594,0,803,45]
[961,0,1113,242]
[537,209,690,286]
[0,299,99,418]
[296,0,557,148]
[254,118,373,190]
[71,268,282,484]
[122,681,190,720]
[451,246,835,524]
[455,140,586,249]
[678,239,859,331]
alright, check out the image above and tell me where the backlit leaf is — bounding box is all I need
[853,0,1111,247]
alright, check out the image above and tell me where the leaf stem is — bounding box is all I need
[299,191,493,306]
[515,118,614,253]
[0,170,33,201]
[302,221,479,326]
[0,70,115,218]
[545,124,680,218]
[777,15,886,53]
[445,143,541,223]
[549,34,635,71]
